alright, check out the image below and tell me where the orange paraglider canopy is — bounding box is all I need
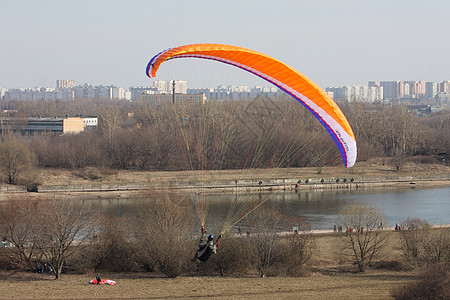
[146,43,356,167]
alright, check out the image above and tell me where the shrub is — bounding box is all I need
[392,263,450,300]
[207,236,253,276]
[64,245,98,274]
[277,232,314,277]
[400,225,450,268]
[93,217,137,272]
[131,194,195,278]
[0,248,22,270]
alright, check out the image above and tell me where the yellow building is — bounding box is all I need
[0,117,84,135]
[62,117,84,133]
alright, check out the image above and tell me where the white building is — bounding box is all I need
[152,80,187,94]
[326,85,383,102]
[152,80,168,93]
[187,85,280,100]
[73,84,130,100]
[0,88,7,99]
[129,86,158,101]
[56,80,75,89]
[436,92,450,104]
[4,87,56,101]
[81,116,98,129]
[74,84,96,99]
[3,84,130,101]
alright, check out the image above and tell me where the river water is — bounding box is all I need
[94,186,450,231]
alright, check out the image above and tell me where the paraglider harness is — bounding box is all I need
[192,226,223,262]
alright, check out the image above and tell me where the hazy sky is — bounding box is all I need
[1,0,449,89]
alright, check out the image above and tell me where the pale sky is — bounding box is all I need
[1,0,449,90]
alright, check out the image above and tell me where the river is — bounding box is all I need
[94,186,450,231]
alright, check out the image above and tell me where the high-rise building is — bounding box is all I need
[404,81,426,99]
[425,81,438,98]
[380,81,404,99]
[440,81,450,94]
[378,81,437,99]
[326,85,382,102]
[56,80,75,89]
[152,80,187,94]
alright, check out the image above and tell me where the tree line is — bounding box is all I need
[0,96,449,185]
[0,193,314,279]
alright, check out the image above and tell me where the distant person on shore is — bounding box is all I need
[35,262,41,273]
[378,222,383,230]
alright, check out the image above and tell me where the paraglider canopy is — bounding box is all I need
[89,279,116,285]
[146,43,357,168]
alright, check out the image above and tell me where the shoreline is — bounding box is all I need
[0,160,449,199]
[25,173,450,194]
[0,175,449,201]
[308,223,450,235]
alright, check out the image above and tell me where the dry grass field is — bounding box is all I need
[0,232,420,300]
[0,159,448,298]
[0,270,415,300]
[35,158,450,188]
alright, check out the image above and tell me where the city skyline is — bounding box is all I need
[1,77,449,90]
[1,1,450,90]
[2,79,449,103]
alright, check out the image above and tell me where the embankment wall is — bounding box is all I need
[34,174,450,193]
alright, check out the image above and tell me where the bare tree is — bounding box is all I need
[399,218,430,267]
[32,197,98,279]
[282,216,314,276]
[0,199,39,269]
[246,206,285,277]
[98,105,123,141]
[337,204,388,272]
[375,105,424,170]
[0,137,37,185]
[422,228,450,266]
